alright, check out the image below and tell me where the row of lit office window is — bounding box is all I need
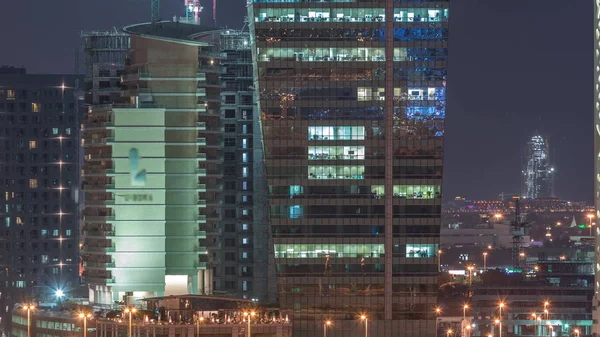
[255,8,448,23]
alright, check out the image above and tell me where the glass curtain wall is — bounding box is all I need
[249,0,448,335]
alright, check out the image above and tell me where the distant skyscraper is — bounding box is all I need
[0,68,83,333]
[249,1,448,336]
[522,135,554,199]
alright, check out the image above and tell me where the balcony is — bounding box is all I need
[198,200,207,207]
[196,138,207,146]
[86,276,115,284]
[197,184,207,191]
[85,244,115,253]
[197,214,207,223]
[196,262,207,269]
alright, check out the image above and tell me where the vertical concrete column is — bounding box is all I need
[383,0,394,322]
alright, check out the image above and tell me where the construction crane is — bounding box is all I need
[151,0,160,22]
[510,196,530,271]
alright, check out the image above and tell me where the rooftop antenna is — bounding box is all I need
[213,0,217,26]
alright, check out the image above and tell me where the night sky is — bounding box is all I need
[0,0,593,202]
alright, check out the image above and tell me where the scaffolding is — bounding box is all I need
[81,28,130,106]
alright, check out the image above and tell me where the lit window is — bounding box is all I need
[242,152,248,163]
[29,141,37,149]
[242,280,248,291]
[15,217,22,225]
[242,167,248,177]
[242,238,249,244]
[242,138,248,149]
[242,224,249,230]
[31,103,40,112]
[52,229,58,237]
[66,128,71,135]
[242,209,249,216]
[242,252,248,259]
[6,90,15,100]
[29,179,38,188]
[66,229,72,237]
[52,128,59,135]
[242,181,248,190]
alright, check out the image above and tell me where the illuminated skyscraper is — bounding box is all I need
[593,2,600,335]
[81,22,223,305]
[522,135,554,199]
[0,67,83,333]
[249,1,448,336]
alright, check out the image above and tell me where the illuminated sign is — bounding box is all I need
[129,148,147,186]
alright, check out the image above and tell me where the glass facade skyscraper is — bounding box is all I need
[522,135,553,199]
[248,1,448,336]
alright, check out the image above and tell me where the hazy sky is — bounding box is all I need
[0,0,593,202]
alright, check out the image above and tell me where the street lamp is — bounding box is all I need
[483,252,488,271]
[324,320,332,337]
[124,307,137,337]
[547,324,553,337]
[23,305,35,337]
[462,305,469,337]
[78,313,92,337]
[197,316,204,336]
[494,214,503,222]
[495,319,502,337]
[447,329,453,337]
[434,308,442,337]
[243,311,256,337]
[360,315,368,337]
[574,329,580,337]
[467,266,474,286]
[465,325,472,337]
[587,214,595,236]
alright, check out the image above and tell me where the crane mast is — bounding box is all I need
[151,0,160,22]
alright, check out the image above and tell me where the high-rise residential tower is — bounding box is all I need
[81,22,223,305]
[217,30,273,302]
[0,67,83,333]
[248,2,448,336]
[522,134,554,199]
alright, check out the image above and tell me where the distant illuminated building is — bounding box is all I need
[522,135,554,199]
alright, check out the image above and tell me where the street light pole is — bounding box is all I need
[483,252,488,271]
[438,250,442,272]
[23,305,35,337]
[79,313,91,337]
[244,311,256,337]
[197,316,204,336]
[324,320,332,337]
[360,315,368,337]
[588,214,594,236]
[124,307,137,337]
[435,307,442,337]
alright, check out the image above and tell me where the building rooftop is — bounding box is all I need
[123,21,220,46]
